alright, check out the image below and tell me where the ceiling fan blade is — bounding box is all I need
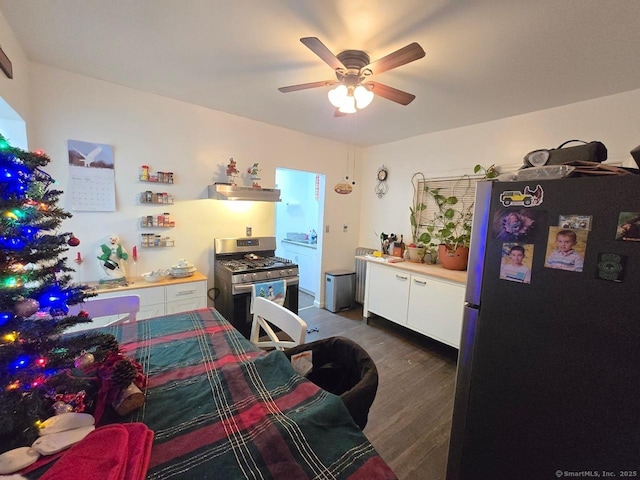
[366,81,416,106]
[300,37,346,71]
[278,80,340,93]
[334,109,347,117]
[363,42,425,75]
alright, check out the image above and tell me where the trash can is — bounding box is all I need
[284,336,378,430]
[325,270,355,313]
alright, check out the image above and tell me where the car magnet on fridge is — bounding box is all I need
[499,185,544,208]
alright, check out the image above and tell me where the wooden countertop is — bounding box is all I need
[86,271,207,293]
[356,255,467,284]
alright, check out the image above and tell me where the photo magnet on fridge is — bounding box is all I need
[596,253,626,282]
[615,212,640,241]
[491,208,548,242]
[544,227,587,273]
[559,214,592,231]
[499,243,533,284]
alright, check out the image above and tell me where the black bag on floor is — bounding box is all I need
[284,336,378,430]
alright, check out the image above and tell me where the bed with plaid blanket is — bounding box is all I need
[89,308,395,479]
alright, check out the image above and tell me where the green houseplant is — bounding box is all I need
[409,164,497,269]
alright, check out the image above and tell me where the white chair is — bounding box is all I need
[67,295,140,331]
[250,296,307,351]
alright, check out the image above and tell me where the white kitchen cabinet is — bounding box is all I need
[165,281,207,314]
[407,273,465,348]
[280,239,318,295]
[362,258,466,348]
[69,273,207,331]
[365,262,410,325]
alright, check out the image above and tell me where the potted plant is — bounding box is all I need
[409,165,497,269]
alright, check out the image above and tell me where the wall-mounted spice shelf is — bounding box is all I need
[140,215,175,228]
[139,191,174,204]
[140,166,174,184]
[141,234,175,248]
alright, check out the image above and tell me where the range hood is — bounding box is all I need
[208,183,281,202]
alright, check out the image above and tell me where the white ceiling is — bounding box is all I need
[3,0,640,147]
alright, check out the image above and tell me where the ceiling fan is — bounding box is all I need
[278,37,426,114]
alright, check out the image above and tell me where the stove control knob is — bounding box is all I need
[288,269,293,275]
[266,271,272,278]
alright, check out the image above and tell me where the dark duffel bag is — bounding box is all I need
[524,140,607,167]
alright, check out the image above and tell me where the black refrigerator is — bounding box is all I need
[447,174,640,480]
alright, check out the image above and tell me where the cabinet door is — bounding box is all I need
[367,263,410,325]
[96,286,165,322]
[165,281,207,315]
[138,303,165,320]
[407,274,464,348]
[166,297,207,315]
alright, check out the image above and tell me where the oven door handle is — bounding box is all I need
[232,277,299,295]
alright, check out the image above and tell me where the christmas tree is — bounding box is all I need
[0,133,120,453]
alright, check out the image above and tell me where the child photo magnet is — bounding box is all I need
[615,212,640,241]
[499,243,533,284]
[544,227,588,273]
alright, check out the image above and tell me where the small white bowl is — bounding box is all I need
[142,269,169,283]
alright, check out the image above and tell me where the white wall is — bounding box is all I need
[359,89,640,249]
[1,48,363,303]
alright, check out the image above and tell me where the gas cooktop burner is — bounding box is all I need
[217,256,293,273]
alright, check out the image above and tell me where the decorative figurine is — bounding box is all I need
[226,158,239,184]
[247,162,261,188]
[97,234,129,283]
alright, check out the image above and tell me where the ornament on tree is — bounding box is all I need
[52,401,73,415]
[26,180,45,199]
[74,351,95,369]
[67,234,80,247]
[50,391,87,414]
[14,298,39,318]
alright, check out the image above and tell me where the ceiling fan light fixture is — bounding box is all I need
[328,84,348,108]
[354,85,374,109]
[338,95,357,114]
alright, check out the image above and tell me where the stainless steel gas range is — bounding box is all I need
[213,236,299,338]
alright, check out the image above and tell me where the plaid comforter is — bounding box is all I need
[97,308,396,479]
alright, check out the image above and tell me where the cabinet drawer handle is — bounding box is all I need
[395,275,408,281]
[175,289,196,296]
[413,280,427,286]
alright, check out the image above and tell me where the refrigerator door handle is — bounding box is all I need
[465,180,493,307]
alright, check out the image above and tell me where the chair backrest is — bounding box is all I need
[250,296,307,351]
[68,295,140,327]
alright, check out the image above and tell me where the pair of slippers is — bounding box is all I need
[0,412,95,474]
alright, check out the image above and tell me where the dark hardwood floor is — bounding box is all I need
[297,293,458,480]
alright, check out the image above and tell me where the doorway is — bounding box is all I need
[275,168,325,308]
[0,96,28,149]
